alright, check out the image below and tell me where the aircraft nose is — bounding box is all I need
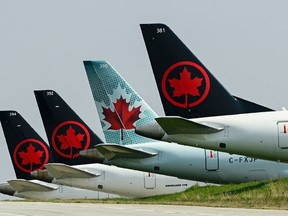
[0,182,16,196]
[135,123,165,140]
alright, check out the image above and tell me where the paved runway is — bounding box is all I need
[0,202,287,216]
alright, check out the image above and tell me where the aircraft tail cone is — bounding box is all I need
[80,149,105,160]
[135,123,165,141]
[30,169,54,183]
[0,182,15,196]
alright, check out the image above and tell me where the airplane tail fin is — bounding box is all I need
[83,60,157,144]
[140,23,272,118]
[232,96,273,113]
[34,90,104,164]
[0,111,53,180]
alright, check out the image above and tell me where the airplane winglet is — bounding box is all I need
[94,144,158,160]
[8,179,58,192]
[45,163,100,179]
[156,116,223,135]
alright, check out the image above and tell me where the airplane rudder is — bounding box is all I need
[34,89,104,165]
[141,23,248,118]
[140,23,210,117]
[0,110,52,179]
[84,60,158,144]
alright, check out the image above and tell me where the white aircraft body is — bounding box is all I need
[0,179,118,200]
[0,111,120,200]
[135,23,288,165]
[30,92,196,198]
[80,60,288,184]
[148,111,288,163]
[31,162,194,198]
[83,141,288,184]
[0,108,195,199]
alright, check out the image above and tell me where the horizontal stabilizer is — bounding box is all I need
[45,163,100,179]
[95,144,158,160]
[8,179,58,193]
[233,96,273,112]
[156,117,223,135]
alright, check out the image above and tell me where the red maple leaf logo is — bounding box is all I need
[18,143,44,172]
[57,126,85,158]
[168,67,203,108]
[102,96,141,130]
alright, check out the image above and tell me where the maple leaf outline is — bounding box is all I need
[51,121,91,159]
[168,67,203,108]
[97,84,145,131]
[161,61,211,109]
[18,143,44,172]
[57,125,85,159]
[102,96,141,130]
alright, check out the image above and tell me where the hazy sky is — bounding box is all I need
[1,0,288,199]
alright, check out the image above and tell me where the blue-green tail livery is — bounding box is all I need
[84,61,157,145]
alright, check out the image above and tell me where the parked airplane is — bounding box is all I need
[81,60,288,183]
[140,23,272,118]
[136,24,288,163]
[143,111,288,163]
[31,90,195,197]
[0,111,117,199]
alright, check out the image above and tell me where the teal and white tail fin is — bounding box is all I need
[84,60,157,144]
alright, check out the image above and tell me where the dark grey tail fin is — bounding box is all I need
[0,111,53,180]
[34,90,104,164]
[140,23,272,118]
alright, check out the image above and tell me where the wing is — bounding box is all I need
[8,179,58,192]
[80,143,158,160]
[45,163,100,179]
[156,116,224,135]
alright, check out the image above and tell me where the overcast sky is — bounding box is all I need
[1,0,288,199]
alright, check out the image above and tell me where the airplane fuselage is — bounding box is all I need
[0,180,119,200]
[161,110,288,163]
[45,163,195,198]
[102,140,288,184]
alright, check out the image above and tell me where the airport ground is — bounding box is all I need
[0,202,287,216]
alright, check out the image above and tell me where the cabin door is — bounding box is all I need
[278,122,288,148]
[144,172,156,189]
[205,150,219,171]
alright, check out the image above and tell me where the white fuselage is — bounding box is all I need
[100,140,288,184]
[14,189,117,200]
[1,180,119,200]
[13,185,119,200]
[161,110,288,163]
[50,163,195,198]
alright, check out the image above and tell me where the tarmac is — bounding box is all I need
[0,202,287,216]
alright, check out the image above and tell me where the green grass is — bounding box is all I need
[11,178,288,209]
